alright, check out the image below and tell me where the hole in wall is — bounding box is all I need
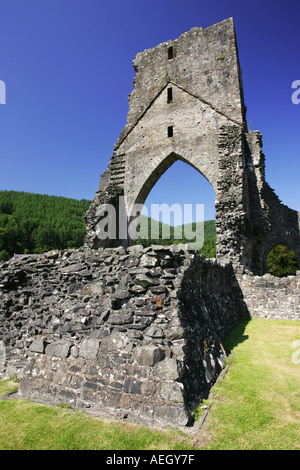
[168,46,174,60]
[267,244,298,277]
[167,87,173,103]
[167,126,173,138]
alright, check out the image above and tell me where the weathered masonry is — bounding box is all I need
[0,19,299,429]
[85,17,300,274]
[0,246,249,427]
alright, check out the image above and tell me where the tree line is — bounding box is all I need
[0,190,90,260]
[135,215,216,258]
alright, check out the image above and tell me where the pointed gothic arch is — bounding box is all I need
[126,152,215,222]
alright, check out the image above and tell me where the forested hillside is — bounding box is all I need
[0,191,91,260]
[0,191,217,261]
[136,215,216,258]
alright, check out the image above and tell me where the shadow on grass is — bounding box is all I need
[223,319,251,355]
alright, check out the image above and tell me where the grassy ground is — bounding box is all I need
[0,381,192,450]
[201,319,300,450]
[0,318,299,450]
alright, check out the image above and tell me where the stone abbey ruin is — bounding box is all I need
[0,18,299,428]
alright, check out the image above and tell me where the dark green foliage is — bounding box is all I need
[136,216,217,258]
[267,244,298,277]
[0,190,91,260]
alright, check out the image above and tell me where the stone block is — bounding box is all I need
[109,312,133,325]
[158,381,184,402]
[29,336,47,354]
[44,250,59,259]
[144,325,165,338]
[45,341,72,358]
[124,377,142,394]
[79,338,100,360]
[154,403,189,427]
[153,358,181,380]
[134,345,165,366]
[133,273,158,288]
[59,263,85,274]
[82,280,105,296]
[166,325,185,340]
[112,289,130,300]
[140,254,158,267]
[99,331,129,351]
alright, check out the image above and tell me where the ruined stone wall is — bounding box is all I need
[84,18,248,256]
[237,271,300,320]
[124,18,245,136]
[0,246,247,428]
[1,246,299,428]
[242,131,300,274]
[1,17,299,431]
[84,18,300,275]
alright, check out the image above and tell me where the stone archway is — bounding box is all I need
[125,152,217,250]
[126,151,215,219]
[262,241,300,276]
[84,19,300,274]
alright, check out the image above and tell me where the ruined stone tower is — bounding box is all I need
[84,17,300,274]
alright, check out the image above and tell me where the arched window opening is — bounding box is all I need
[267,244,298,277]
[136,159,216,257]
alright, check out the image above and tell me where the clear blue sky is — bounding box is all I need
[0,0,299,223]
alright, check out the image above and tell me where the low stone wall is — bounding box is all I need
[236,272,300,320]
[1,245,298,428]
[0,245,247,428]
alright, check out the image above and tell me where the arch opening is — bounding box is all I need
[267,243,298,277]
[132,156,216,256]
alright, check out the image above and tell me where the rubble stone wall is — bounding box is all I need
[0,246,247,427]
[1,247,299,427]
[237,272,300,320]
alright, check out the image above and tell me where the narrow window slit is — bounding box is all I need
[167,87,173,103]
[168,46,174,60]
[168,126,173,138]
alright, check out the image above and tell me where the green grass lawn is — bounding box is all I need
[0,318,299,450]
[0,381,192,450]
[202,319,300,450]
